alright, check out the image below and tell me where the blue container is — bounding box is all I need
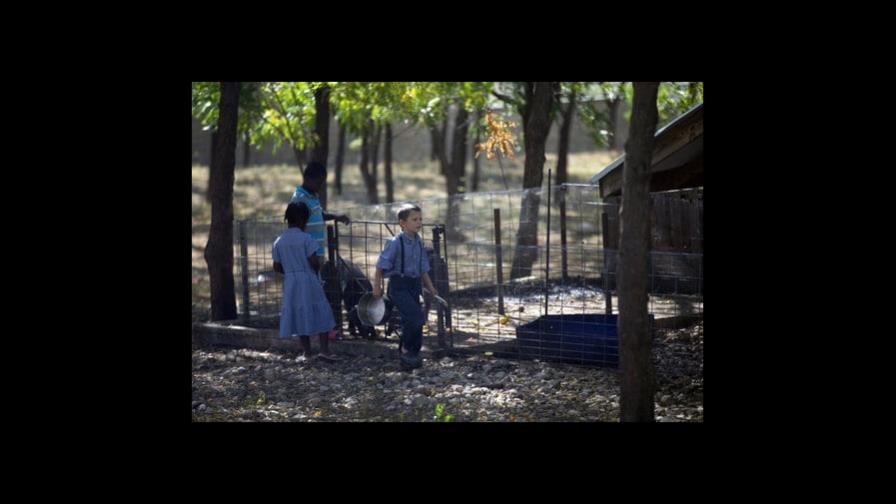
[515,314,652,367]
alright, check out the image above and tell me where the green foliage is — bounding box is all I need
[577,82,629,148]
[192,81,504,155]
[256,82,318,153]
[656,82,703,126]
[575,82,703,148]
[433,403,454,422]
[191,82,265,137]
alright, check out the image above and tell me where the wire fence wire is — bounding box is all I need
[231,184,703,365]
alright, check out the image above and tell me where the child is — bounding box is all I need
[273,202,341,362]
[373,204,438,370]
[290,161,351,336]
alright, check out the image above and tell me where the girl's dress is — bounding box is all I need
[272,228,336,338]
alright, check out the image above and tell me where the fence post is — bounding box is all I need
[494,208,505,316]
[545,169,551,317]
[601,210,613,316]
[432,226,446,349]
[239,219,250,321]
[327,225,343,338]
[559,184,568,281]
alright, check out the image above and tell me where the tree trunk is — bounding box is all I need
[335,123,346,195]
[432,121,451,184]
[384,123,394,203]
[371,123,381,196]
[556,89,575,186]
[359,126,378,204]
[242,133,251,167]
[608,97,620,151]
[439,114,449,175]
[451,107,469,194]
[446,106,469,240]
[510,82,554,280]
[472,111,481,192]
[311,84,331,208]
[294,146,307,167]
[430,127,438,162]
[206,130,218,203]
[618,82,660,422]
[204,81,240,321]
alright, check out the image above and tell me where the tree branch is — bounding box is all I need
[491,91,517,105]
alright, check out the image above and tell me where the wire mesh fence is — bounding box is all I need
[231,184,703,365]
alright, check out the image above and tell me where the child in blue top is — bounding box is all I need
[273,202,340,362]
[373,204,438,370]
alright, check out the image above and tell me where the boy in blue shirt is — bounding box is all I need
[289,161,350,259]
[373,204,438,370]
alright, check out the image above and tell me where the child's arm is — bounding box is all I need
[422,272,438,297]
[323,211,351,225]
[373,268,384,298]
[308,254,321,274]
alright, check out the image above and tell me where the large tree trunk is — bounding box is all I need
[359,126,378,204]
[446,106,469,240]
[311,84,331,208]
[430,115,454,230]
[335,123,346,195]
[384,123,394,203]
[472,111,481,192]
[204,81,240,321]
[618,82,660,422]
[510,82,554,280]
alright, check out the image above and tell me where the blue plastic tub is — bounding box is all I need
[515,314,653,367]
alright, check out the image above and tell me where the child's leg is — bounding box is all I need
[299,335,312,356]
[390,280,424,355]
[319,332,330,355]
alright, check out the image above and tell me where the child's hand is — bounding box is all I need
[426,286,438,297]
[372,286,382,299]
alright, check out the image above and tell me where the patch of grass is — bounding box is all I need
[433,403,454,422]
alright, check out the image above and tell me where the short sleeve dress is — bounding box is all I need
[272,228,336,338]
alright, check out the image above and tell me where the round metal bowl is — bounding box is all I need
[356,293,387,327]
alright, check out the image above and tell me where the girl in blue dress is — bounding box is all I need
[273,203,340,362]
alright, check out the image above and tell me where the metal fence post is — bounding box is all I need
[432,225,446,348]
[494,208,505,316]
[239,219,250,321]
[545,169,551,317]
[327,225,343,337]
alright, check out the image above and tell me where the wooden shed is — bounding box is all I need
[592,103,704,297]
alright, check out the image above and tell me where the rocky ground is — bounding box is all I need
[192,321,703,422]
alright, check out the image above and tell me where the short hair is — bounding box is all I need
[285,202,310,226]
[396,204,421,221]
[303,161,327,180]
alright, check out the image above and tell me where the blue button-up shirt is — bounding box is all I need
[376,232,430,279]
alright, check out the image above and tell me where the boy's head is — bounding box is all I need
[397,204,422,234]
[285,202,310,229]
[302,161,327,193]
